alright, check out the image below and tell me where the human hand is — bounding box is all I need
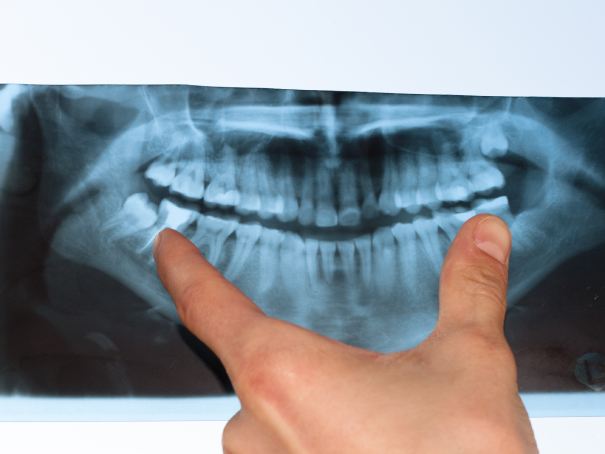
[153,214,538,453]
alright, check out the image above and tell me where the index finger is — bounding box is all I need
[153,228,267,373]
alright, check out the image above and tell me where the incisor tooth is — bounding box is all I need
[372,227,396,294]
[319,241,336,283]
[378,153,400,216]
[338,161,361,226]
[315,166,338,227]
[359,158,379,219]
[353,235,372,288]
[336,241,356,282]
[304,238,320,291]
[298,159,315,226]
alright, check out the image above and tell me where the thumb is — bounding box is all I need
[437,214,512,335]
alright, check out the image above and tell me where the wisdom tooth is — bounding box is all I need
[192,214,237,265]
[277,155,299,223]
[315,166,338,227]
[415,152,439,208]
[435,210,476,242]
[338,161,361,226]
[372,227,396,294]
[236,152,261,215]
[170,162,205,200]
[104,192,158,236]
[378,153,400,216]
[225,223,262,280]
[205,145,240,207]
[319,241,336,283]
[353,235,372,288]
[397,154,420,214]
[467,159,505,193]
[472,195,513,223]
[298,159,315,225]
[257,228,284,293]
[304,238,320,291]
[414,218,444,274]
[145,158,177,188]
[480,123,509,158]
[435,154,471,202]
[359,158,379,219]
[336,241,356,283]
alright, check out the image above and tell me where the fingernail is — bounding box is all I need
[153,230,164,259]
[473,216,511,265]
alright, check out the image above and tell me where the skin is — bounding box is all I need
[153,214,538,453]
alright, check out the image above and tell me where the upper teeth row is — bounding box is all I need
[144,146,506,228]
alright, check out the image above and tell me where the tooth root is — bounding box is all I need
[304,238,320,290]
[413,218,443,275]
[415,152,439,208]
[472,195,513,224]
[280,233,306,299]
[145,158,177,188]
[336,241,355,282]
[205,145,240,206]
[372,227,396,294]
[224,223,262,280]
[353,235,372,288]
[319,241,336,283]
[258,228,284,293]
[391,222,418,287]
[170,162,205,200]
[277,155,299,222]
[337,161,361,226]
[104,193,159,236]
[298,159,315,225]
[435,154,471,202]
[236,152,261,214]
[359,158,379,219]
[315,166,338,227]
[378,153,400,216]
[480,123,509,158]
[397,154,420,214]
[192,214,237,265]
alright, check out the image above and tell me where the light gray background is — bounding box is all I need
[1,0,604,452]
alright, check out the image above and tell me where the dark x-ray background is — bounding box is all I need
[0,85,604,398]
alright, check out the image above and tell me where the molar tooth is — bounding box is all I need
[224,223,262,280]
[467,159,505,194]
[204,145,240,207]
[396,154,420,214]
[158,199,196,231]
[372,227,396,294]
[298,158,315,225]
[236,152,261,215]
[277,155,299,222]
[192,214,237,265]
[144,157,177,188]
[413,218,443,275]
[435,210,476,242]
[435,154,471,202]
[336,241,356,283]
[319,241,336,283]
[472,195,513,224]
[337,161,361,226]
[315,166,338,227]
[415,151,439,208]
[480,123,509,158]
[353,235,372,288]
[304,238,320,291]
[170,161,205,200]
[359,158,379,219]
[257,228,284,293]
[104,192,158,236]
[378,153,400,216]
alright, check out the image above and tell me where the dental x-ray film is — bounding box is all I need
[0,85,604,417]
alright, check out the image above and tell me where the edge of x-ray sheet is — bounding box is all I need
[1,0,605,426]
[0,394,604,421]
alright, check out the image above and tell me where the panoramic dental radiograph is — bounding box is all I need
[0,85,604,400]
